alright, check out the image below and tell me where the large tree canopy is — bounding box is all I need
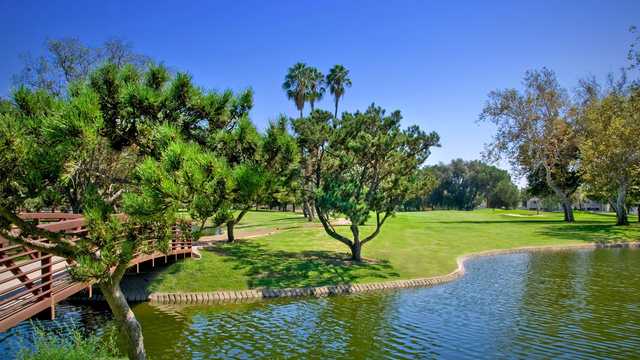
[578,81,640,225]
[0,63,253,359]
[480,68,580,222]
[291,109,333,221]
[312,104,440,261]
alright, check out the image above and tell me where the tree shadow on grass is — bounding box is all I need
[204,241,399,289]
[537,223,640,243]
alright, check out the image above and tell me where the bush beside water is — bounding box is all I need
[18,323,123,360]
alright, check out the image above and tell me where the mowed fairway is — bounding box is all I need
[149,209,640,292]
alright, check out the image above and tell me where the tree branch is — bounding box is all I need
[0,228,78,259]
[0,205,83,258]
[315,205,353,247]
[362,211,391,245]
[235,207,250,224]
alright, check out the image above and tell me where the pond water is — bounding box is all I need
[2,248,640,359]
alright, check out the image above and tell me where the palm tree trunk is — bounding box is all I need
[334,97,339,119]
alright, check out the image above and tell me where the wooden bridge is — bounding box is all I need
[0,212,192,332]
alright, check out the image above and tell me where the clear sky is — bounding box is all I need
[1,0,638,169]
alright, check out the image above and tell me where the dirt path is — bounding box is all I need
[196,218,350,245]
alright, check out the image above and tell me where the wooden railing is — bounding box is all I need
[0,213,192,332]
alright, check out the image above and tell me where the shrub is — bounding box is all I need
[18,323,123,360]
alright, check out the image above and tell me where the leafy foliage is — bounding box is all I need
[283,62,310,118]
[480,68,580,221]
[578,81,640,225]
[0,63,248,359]
[18,324,122,360]
[326,64,352,118]
[427,159,520,210]
[262,116,300,207]
[313,104,440,260]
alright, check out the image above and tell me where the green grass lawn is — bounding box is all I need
[148,209,640,292]
[183,210,310,236]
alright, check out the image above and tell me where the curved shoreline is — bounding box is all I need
[148,241,640,304]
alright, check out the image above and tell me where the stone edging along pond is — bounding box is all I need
[148,241,640,305]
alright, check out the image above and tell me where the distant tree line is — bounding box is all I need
[402,159,520,211]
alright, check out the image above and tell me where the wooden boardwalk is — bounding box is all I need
[0,213,192,332]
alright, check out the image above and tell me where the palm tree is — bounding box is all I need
[326,65,352,119]
[306,67,325,112]
[282,62,309,118]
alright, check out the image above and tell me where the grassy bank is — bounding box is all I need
[149,209,640,292]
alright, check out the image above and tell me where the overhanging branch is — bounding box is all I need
[315,205,353,247]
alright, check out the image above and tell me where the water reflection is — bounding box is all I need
[2,248,639,359]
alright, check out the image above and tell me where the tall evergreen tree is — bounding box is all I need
[312,104,439,261]
[0,64,250,359]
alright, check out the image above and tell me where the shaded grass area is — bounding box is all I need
[208,242,397,288]
[149,209,640,292]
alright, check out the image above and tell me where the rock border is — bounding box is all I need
[148,241,640,305]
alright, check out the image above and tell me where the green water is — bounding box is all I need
[4,248,640,359]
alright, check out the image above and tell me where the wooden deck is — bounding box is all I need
[0,212,192,332]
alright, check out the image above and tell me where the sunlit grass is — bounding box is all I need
[149,209,640,292]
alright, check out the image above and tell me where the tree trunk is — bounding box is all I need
[303,198,314,222]
[350,225,362,261]
[99,282,146,360]
[226,209,249,243]
[543,164,574,222]
[68,190,82,214]
[612,185,629,226]
[561,199,575,222]
[226,221,235,243]
[350,242,362,262]
[309,199,316,221]
[334,98,339,119]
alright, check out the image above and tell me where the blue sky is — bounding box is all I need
[1,0,638,170]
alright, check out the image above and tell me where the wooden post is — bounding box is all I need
[50,296,56,320]
[88,285,92,299]
[41,254,52,299]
